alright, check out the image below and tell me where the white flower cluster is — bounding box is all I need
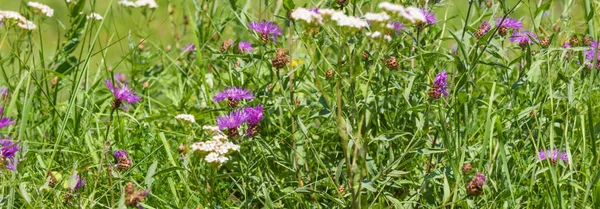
[330,11,368,30]
[0,10,37,30]
[192,126,240,165]
[87,13,103,20]
[119,0,158,8]
[290,8,323,26]
[364,12,390,23]
[366,31,392,41]
[175,114,196,123]
[27,2,54,17]
[378,2,426,23]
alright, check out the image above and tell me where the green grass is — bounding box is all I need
[1,0,600,208]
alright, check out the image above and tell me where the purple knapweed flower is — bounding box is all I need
[216,110,248,130]
[243,105,263,136]
[562,41,571,49]
[509,30,537,47]
[248,20,282,43]
[73,174,85,190]
[389,21,404,34]
[584,41,600,63]
[213,87,254,108]
[114,150,128,159]
[495,17,522,29]
[475,22,491,39]
[308,8,319,14]
[243,105,264,125]
[0,115,15,129]
[1,137,19,171]
[421,8,436,24]
[238,41,254,54]
[181,43,196,52]
[538,149,568,164]
[429,71,448,99]
[105,79,141,110]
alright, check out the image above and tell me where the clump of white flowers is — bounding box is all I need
[175,114,196,124]
[27,2,54,17]
[87,13,103,20]
[330,11,369,30]
[290,8,323,26]
[378,2,426,24]
[192,125,240,165]
[119,0,158,8]
[0,10,37,30]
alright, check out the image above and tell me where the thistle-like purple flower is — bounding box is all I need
[1,137,19,171]
[73,174,85,190]
[495,18,522,29]
[475,22,491,39]
[509,30,537,47]
[308,8,319,14]
[114,150,128,159]
[562,41,571,49]
[538,149,568,164]
[421,8,436,24]
[248,20,282,43]
[114,73,129,84]
[216,110,248,130]
[181,43,196,52]
[429,71,449,99]
[0,116,15,129]
[243,105,264,125]
[105,79,141,110]
[213,87,254,108]
[584,41,600,62]
[238,41,254,54]
[389,21,404,34]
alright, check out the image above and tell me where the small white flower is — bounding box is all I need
[87,13,103,20]
[378,2,405,14]
[204,152,228,164]
[401,7,426,23]
[17,20,37,30]
[212,134,227,142]
[364,12,390,23]
[291,8,322,25]
[0,11,27,23]
[318,8,337,18]
[27,2,54,17]
[202,125,220,133]
[175,114,196,123]
[135,0,158,8]
[331,12,368,30]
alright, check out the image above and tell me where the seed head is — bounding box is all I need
[385,57,399,70]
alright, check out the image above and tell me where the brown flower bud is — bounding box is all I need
[362,51,369,60]
[569,35,580,47]
[385,56,399,70]
[142,81,150,88]
[485,0,493,7]
[540,37,550,48]
[272,48,290,69]
[221,39,234,52]
[583,36,592,46]
[138,39,146,51]
[183,16,189,25]
[178,144,187,154]
[498,26,508,36]
[461,163,472,174]
[325,69,334,79]
[125,182,135,195]
[51,77,59,86]
[553,25,560,32]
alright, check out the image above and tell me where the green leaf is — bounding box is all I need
[145,160,158,188]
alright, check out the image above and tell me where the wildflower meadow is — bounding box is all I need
[1,0,600,208]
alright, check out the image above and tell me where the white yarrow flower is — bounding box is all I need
[204,152,229,164]
[291,8,322,25]
[27,2,54,17]
[87,13,103,20]
[378,2,405,13]
[202,125,220,133]
[175,114,196,123]
[17,20,37,30]
[318,8,337,18]
[364,12,390,23]
[331,12,368,29]
[401,7,426,23]
[0,10,27,23]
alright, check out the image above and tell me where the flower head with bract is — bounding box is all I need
[495,18,522,29]
[105,78,141,110]
[421,8,436,24]
[429,71,449,99]
[584,41,600,64]
[73,174,85,190]
[213,87,254,103]
[509,30,537,47]
[538,148,568,163]
[249,20,282,42]
[216,110,248,130]
[238,41,254,54]
[1,137,19,171]
[181,43,195,52]
[243,105,264,125]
